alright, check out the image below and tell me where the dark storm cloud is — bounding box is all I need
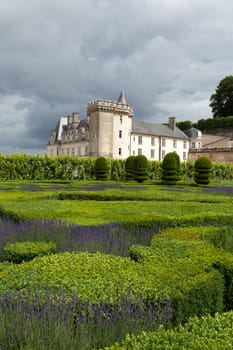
[1,0,233,154]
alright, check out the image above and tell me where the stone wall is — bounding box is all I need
[189,149,233,163]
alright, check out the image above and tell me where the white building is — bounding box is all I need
[47,91,190,161]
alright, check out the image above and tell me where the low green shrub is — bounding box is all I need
[3,241,57,263]
[105,311,233,349]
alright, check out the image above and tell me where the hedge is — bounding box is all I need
[0,154,232,181]
[0,249,224,326]
[104,311,233,349]
[3,241,57,263]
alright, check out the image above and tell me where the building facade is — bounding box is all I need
[47,91,190,161]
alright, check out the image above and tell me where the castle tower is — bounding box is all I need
[87,91,133,158]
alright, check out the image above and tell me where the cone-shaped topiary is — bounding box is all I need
[194,156,212,185]
[125,156,136,180]
[94,157,108,180]
[133,155,148,183]
[161,152,180,184]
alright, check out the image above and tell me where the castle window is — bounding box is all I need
[173,140,177,148]
[72,147,75,156]
[138,136,142,145]
[120,115,123,123]
[183,152,187,161]
[138,148,142,155]
[162,139,166,147]
[183,141,187,149]
[118,148,122,155]
[151,149,155,158]
[133,150,135,155]
[119,130,122,138]
[162,150,165,159]
[192,142,196,149]
[133,136,135,142]
[151,137,155,146]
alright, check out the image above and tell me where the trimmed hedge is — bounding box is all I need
[0,248,224,325]
[194,156,212,185]
[0,154,232,181]
[161,152,180,184]
[125,156,135,180]
[3,241,57,263]
[104,311,233,349]
[133,155,149,183]
[95,157,108,180]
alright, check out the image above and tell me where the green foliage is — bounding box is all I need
[210,75,233,118]
[105,311,233,349]
[194,115,233,132]
[94,157,108,180]
[3,241,57,263]
[133,155,148,183]
[125,156,135,180]
[194,156,212,185]
[176,120,192,131]
[161,152,180,184]
[0,154,232,182]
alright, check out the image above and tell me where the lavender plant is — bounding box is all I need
[0,290,172,350]
[0,219,159,259]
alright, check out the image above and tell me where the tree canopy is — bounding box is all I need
[209,76,233,118]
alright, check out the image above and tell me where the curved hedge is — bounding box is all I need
[104,311,233,350]
[3,241,57,263]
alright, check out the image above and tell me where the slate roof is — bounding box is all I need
[117,90,128,105]
[132,120,189,139]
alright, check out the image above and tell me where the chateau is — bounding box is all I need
[47,91,191,161]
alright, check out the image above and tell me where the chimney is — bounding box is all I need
[168,116,176,131]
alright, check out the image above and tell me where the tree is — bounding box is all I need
[209,76,233,118]
[176,120,192,131]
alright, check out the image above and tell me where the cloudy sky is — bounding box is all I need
[1,0,233,154]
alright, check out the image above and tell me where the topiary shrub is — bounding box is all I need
[194,156,212,185]
[3,241,57,264]
[133,155,148,183]
[125,156,135,180]
[161,152,180,184]
[94,157,108,180]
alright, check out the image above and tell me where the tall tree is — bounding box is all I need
[209,76,233,118]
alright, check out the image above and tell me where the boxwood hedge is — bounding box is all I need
[104,311,233,350]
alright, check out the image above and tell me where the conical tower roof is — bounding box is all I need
[117,90,128,105]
